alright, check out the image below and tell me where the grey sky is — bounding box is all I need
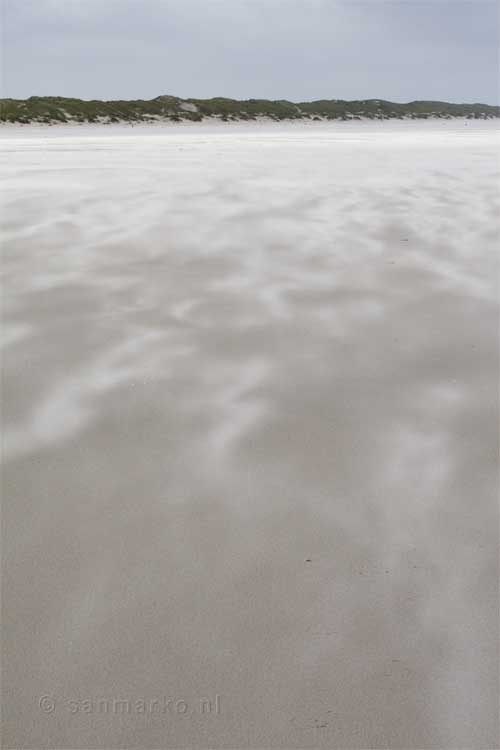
[2,0,499,104]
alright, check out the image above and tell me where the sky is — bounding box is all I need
[2,0,499,104]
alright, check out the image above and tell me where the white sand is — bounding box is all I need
[1,120,499,748]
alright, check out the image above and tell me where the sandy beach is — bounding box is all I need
[1,120,499,748]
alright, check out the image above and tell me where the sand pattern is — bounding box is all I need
[1,121,499,748]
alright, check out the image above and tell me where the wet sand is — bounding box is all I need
[1,121,499,748]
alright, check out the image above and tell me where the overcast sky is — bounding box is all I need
[2,0,499,104]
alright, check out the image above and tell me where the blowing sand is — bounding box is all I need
[1,120,499,748]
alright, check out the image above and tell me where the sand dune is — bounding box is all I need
[1,120,499,748]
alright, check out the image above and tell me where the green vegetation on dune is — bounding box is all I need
[1,95,498,124]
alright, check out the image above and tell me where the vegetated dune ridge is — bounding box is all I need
[1,120,499,749]
[1,93,499,124]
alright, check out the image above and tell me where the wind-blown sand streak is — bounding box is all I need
[1,120,498,748]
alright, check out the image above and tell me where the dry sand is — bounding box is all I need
[1,120,499,748]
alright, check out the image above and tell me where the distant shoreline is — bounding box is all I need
[2,95,499,125]
[1,116,499,131]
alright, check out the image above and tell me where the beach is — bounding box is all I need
[1,120,499,748]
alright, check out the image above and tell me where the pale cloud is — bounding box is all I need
[2,0,499,103]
